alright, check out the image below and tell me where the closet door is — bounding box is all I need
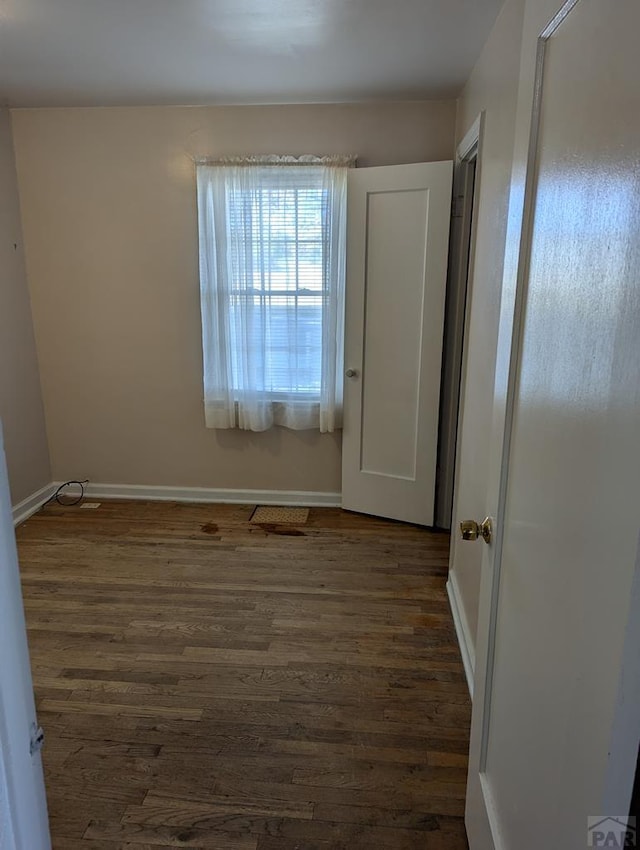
[342,160,452,525]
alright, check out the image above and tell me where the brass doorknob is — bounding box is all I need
[460,517,493,545]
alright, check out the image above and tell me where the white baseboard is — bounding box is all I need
[78,482,342,508]
[12,483,56,527]
[14,480,341,524]
[446,572,476,699]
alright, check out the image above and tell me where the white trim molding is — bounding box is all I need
[81,483,342,508]
[435,111,485,530]
[457,112,484,163]
[12,483,56,527]
[446,572,476,698]
[13,481,342,525]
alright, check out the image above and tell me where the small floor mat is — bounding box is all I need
[250,506,309,524]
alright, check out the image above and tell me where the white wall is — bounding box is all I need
[11,101,456,494]
[0,108,51,506]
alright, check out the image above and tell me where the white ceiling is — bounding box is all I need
[0,0,504,108]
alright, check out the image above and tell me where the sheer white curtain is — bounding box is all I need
[196,155,351,432]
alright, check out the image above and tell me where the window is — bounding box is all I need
[226,176,325,397]
[196,156,351,432]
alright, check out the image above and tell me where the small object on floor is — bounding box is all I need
[79,502,101,509]
[250,506,309,524]
[47,479,89,506]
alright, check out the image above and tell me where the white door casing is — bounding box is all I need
[0,422,50,850]
[436,114,483,535]
[342,161,453,526]
[466,2,640,849]
[443,116,486,692]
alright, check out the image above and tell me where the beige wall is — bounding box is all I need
[0,108,51,506]
[449,0,525,648]
[11,101,455,493]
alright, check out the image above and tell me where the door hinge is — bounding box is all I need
[29,722,45,756]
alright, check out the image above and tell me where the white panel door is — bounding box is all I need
[342,161,452,526]
[466,2,640,849]
[0,423,50,850]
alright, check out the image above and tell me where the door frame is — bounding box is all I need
[435,113,485,531]
[465,0,640,846]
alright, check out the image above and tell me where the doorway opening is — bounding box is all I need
[434,115,483,530]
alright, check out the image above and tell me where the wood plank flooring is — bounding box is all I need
[16,500,470,849]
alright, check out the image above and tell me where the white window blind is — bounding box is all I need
[196,156,352,432]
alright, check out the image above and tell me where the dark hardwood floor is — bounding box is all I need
[16,500,470,849]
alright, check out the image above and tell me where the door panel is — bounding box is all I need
[467,2,640,848]
[0,424,50,850]
[342,161,452,525]
[360,189,428,480]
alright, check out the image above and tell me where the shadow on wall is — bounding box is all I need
[215,424,342,457]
